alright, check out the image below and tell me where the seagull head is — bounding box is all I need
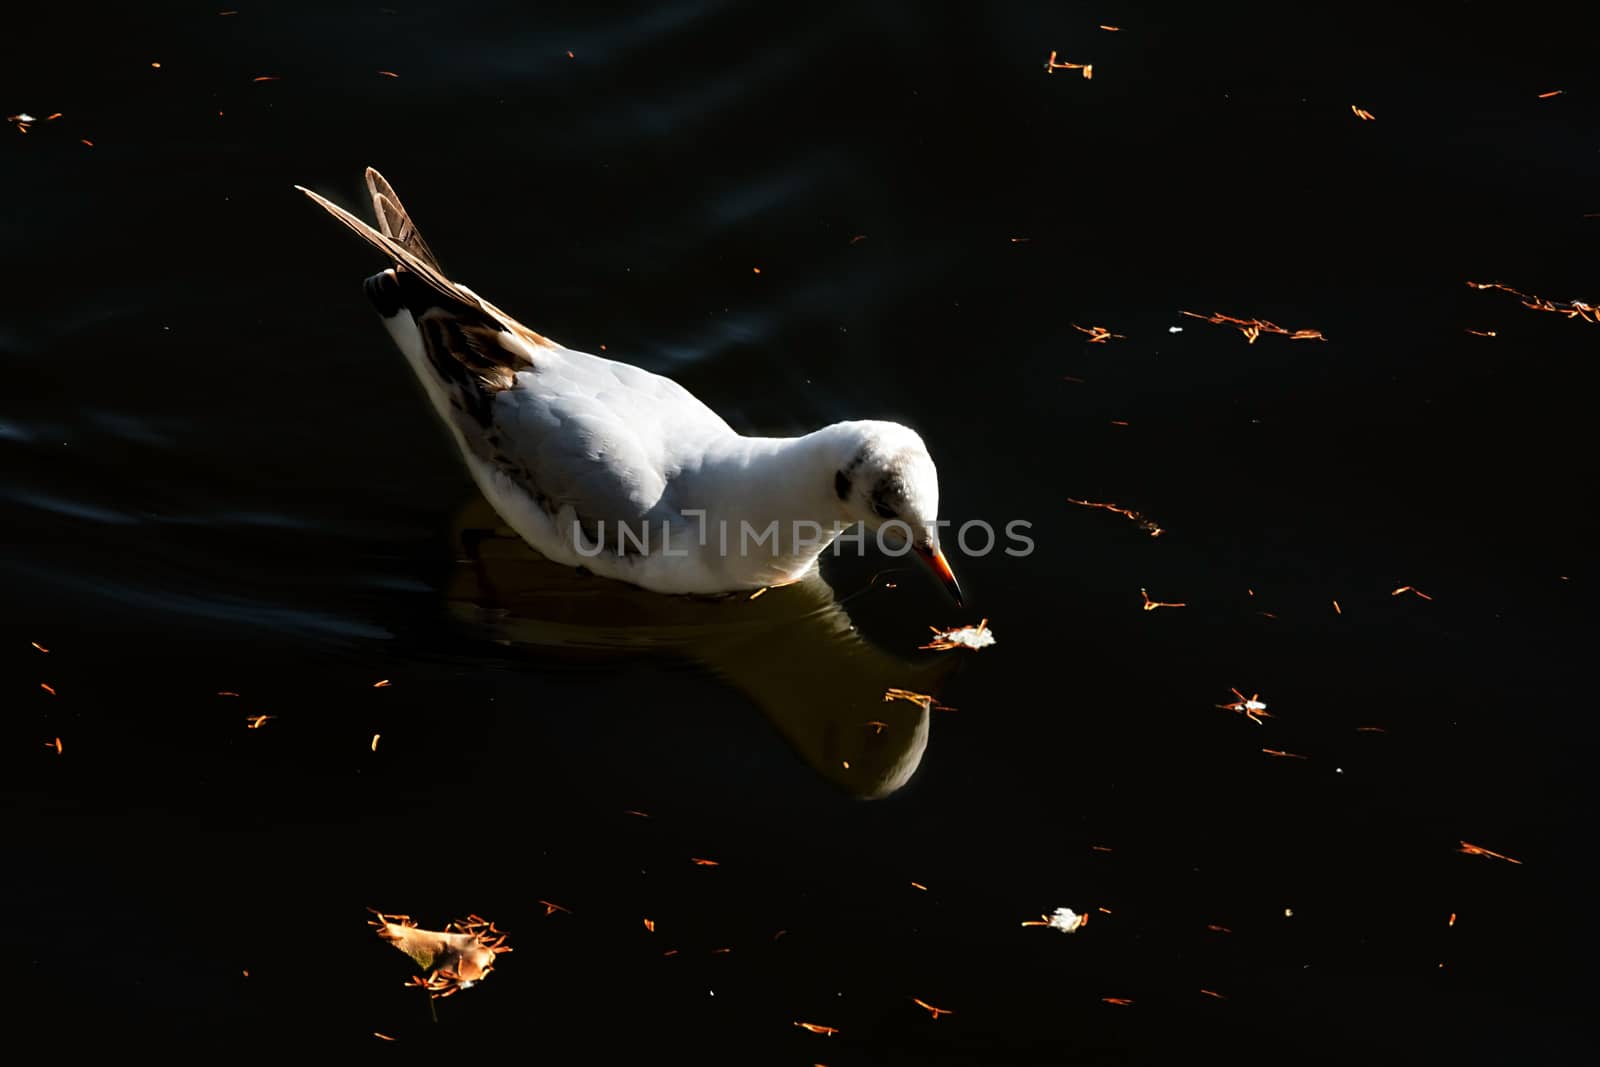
[833,421,964,606]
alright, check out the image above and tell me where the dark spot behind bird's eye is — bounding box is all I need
[835,471,852,500]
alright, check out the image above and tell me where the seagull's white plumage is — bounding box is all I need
[297,169,962,601]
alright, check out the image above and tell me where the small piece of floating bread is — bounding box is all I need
[1021,907,1088,934]
[920,618,996,651]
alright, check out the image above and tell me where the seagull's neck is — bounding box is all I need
[689,424,864,583]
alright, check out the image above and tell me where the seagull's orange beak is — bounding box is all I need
[915,543,965,607]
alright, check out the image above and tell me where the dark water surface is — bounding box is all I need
[4,3,1596,1060]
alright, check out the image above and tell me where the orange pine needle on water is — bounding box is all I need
[883,687,954,711]
[378,70,399,78]
[1262,748,1308,759]
[245,715,274,729]
[370,733,381,751]
[1140,588,1185,611]
[47,737,63,755]
[1102,997,1134,1006]
[40,682,56,696]
[252,75,280,82]
[1200,988,1227,999]
[1351,105,1376,120]
[794,1022,840,1035]
[1391,585,1433,600]
[1181,310,1327,343]
[910,881,928,891]
[1067,498,1164,537]
[912,997,954,1019]
[1043,50,1093,79]
[373,679,392,687]
[32,641,49,653]
[1537,89,1565,98]
[1073,323,1125,343]
[1457,840,1522,865]
[537,900,572,916]
[642,918,655,933]
[1467,280,1600,325]
[1465,328,1497,337]
[691,857,720,866]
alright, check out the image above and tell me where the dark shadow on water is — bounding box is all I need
[444,497,955,799]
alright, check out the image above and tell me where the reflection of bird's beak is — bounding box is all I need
[915,543,965,607]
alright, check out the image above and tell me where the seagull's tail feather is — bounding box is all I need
[296,168,556,352]
[295,176,461,309]
[364,166,442,271]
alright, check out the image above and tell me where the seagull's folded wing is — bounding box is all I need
[490,372,675,550]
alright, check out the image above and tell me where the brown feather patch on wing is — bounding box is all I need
[422,310,522,394]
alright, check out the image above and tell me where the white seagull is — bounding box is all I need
[296,168,963,603]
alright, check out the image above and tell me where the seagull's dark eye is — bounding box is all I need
[872,502,896,520]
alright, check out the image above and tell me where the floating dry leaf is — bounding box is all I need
[369,909,510,998]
